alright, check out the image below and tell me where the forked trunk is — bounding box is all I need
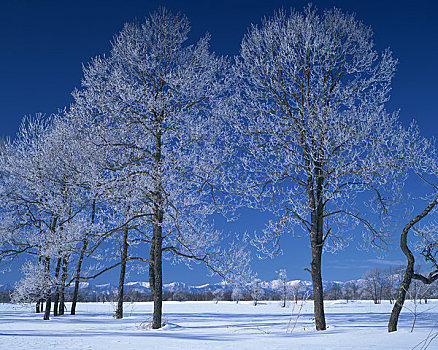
[388,199,438,332]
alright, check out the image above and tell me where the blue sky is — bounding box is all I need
[0,0,437,285]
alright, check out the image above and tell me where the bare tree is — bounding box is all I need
[73,8,251,328]
[388,126,438,332]
[213,289,224,304]
[233,5,399,330]
[326,283,342,300]
[231,286,243,304]
[0,115,95,319]
[343,281,359,302]
[290,282,302,304]
[276,269,289,307]
[251,278,264,306]
[363,268,383,304]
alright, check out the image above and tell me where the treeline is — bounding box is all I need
[4,267,436,305]
[326,268,438,304]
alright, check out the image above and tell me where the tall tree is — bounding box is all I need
[73,8,250,329]
[233,6,400,330]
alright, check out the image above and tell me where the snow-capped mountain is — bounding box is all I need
[73,278,358,295]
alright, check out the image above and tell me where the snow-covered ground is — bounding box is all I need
[0,300,437,349]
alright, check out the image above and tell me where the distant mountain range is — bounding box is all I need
[62,279,360,296]
[0,278,365,295]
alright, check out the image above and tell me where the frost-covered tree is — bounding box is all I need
[11,260,52,307]
[73,8,250,328]
[0,113,101,319]
[388,125,438,332]
[233,6,400,330]
[290,282,302,304]
[250,278,264,306]
[343,281,360,302]
[213,289,224,304]
[231,286,243,303]
[363,268,383,304]
[276,269,289,307]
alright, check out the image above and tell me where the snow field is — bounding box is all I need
[0,300,437,349]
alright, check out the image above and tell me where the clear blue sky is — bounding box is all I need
[0,0,437,286]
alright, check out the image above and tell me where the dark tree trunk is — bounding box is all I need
[58,257,68,315]
[388,199,438,332]
[71,199,95,315]
[308,165,327,331]
[151,114,164,330]
[151,218,163,329]
[71,244,86,315]
[53,257,62,317]
[43,295,51,320]
[310,244,326,330]
[301,142,328,331]
[149,239,156,297]
[115,225,129,319]
[36,256,43,313]
[281,282,286,308]
[388,256,414,332]
[42,257,51,320]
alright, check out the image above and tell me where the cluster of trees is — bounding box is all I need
[327,267,438,304]
[0,6,437,333]
[0,8,251,327]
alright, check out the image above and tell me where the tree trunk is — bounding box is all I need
[151,114,164,330]
[42,257,51,320]
[71,243,86,315]
[36,256,43,313]
[282,281,286,307]
[388,260,414,332]
[311,244,326,330]
[309,172,327,331]
[151,222,163,329]
[388,198,438,332]
[148,240,156,296]
[71,199,95,315]
[115,225,129,319]
[58,257,68,315]
[305,152,327,331]
[43,295,51,320]
[53,257,62,317]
